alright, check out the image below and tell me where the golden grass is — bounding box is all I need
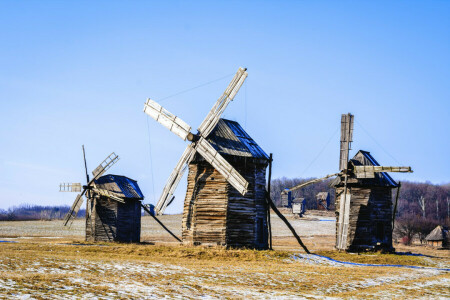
[0,241,448,299]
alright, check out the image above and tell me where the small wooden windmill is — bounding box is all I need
[144,68,270,249]
[286,113,413,252]
[61,146,144,242]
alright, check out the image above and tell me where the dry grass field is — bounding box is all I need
[0,213,448,299]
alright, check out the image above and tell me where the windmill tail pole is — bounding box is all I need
[265,192,310,254]
[141,204,182,243]
[392,182,401,232]
[289,173,340,192]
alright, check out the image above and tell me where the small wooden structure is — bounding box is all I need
[86,175,144,242]
[331,150,398,252]
[182,119,270,249]
[281,189,293,207]
[292,198,306,216]
[316,192,330,210]
[425,226,449,249]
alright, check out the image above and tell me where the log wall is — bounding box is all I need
[182,158,268,249]
[335,185,393,251]
[85,196,141,243]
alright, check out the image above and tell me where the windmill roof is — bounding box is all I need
[425,225,448,241]
[94,175,144,200]
[206,119,269,161]
[330,150,398,187]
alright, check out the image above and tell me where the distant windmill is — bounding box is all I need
[144,68,271,249]
[285,113,413,251]
[61,146,144,242]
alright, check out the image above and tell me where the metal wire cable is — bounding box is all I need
[299,127,339,177]
[159,72,236,102]
[146,115,157,204]
[355,120,403,165]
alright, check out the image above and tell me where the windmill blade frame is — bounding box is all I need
[63,191,85,227]
[339,113,354,171]
[59,183,82,192]
[354,166,413,179]
[143,99,192,141]
[197,67,248,137]
[92,152,120,179]
[155,144,197,215]
[92,187,125,203]
[288,173,340,192]
[195,137,248,195]
[148,67,249,215]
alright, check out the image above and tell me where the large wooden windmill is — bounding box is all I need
[286,113,412,251]
[144,68,270,249]
[61,146,144,242]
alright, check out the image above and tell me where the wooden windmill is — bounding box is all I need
[144,68,270,249]
[286,113,412,251]
[61,146,144,242]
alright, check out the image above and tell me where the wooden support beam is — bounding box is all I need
[141,204,182,242]
[392,182,401,232]
[265,192,310,254]
[267,153,273,250]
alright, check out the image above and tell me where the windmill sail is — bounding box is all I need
[92,187,125,203]
[92,152,119,179]
[195,137,248,195]
[288,173,340,192]
[155,145,196,215]
[63,193,85,227]
[197,67,248,137]
[59,183,82,192]
[354,166,413,178]
[339,113,354,171]
[144,99,192,141]
[147,67,250,215]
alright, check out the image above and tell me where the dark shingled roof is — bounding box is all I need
[94,175,144,200]
[206,119,269,161]
[425,225,448,241]
[331,150,398,187]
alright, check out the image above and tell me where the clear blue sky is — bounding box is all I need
[1,1,449,212]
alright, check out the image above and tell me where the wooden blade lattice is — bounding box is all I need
[197,67,248,138]
[143,99,192,141]
[63,192,85,227]
[354,166,413,178]
[59,183,82,192]
[195,137,248,195]
[92,153,119,179]
[339,113,354,171]
[155,145,197,215]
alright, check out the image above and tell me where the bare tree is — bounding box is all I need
[418,196,426,218]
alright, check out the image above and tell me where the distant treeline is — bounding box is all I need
[270,177,450,222]
[0,204,85,221]
[270,177,336,210]
[2,179,449,223]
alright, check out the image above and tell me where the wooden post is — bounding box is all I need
[266,192,310,254]
[141,204,182,242]
[267,153,273,250]
[392,181,401,232]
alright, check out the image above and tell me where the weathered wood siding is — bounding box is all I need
[85,196,141,243]
[335,186,393,251]
[182,158,268,249]
[226,161,268,249]
[183,163,228,245]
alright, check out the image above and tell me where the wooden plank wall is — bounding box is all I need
[226,162,268,249]
[183,162,229,245]
[182,159,268,249]
[85,196,141,243]
[116,200,141,243]
[335,185,393,251]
